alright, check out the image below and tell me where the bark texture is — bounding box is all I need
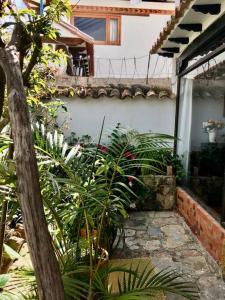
[0,140,13,273]
[0,46,65,299]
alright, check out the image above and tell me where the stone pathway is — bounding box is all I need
[113,211,225,300]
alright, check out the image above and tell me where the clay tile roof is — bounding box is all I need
[151,0,193,54]
[109,88,120,98]
[49,85,174,100]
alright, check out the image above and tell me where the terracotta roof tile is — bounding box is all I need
[151,0,193,54]
[47,85,174,100]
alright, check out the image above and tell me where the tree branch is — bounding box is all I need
[0,115,9,132]
[9,22,32,73]
[0,37,5,48]
[23,37,42,86]
[8,22,24,48]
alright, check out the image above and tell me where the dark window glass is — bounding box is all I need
[75,17,106,41]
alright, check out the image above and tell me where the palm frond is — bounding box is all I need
[107,263,199,300]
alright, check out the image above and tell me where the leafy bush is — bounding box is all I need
[0,123,198,299]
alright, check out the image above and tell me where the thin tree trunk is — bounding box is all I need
[0,66,5,119]
[0,66,9,271]
[0,200,8,273]
[0,139,13,274]
[0,47,65,299]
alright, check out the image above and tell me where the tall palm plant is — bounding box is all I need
[31,123,199,300]
[1,261,199,300]
[34,123,174,254]
[0,124,199,300]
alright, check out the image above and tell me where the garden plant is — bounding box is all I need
[0,1,199,299]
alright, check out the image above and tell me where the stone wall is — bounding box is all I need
[55,75,172,90]
[177,187,225,275]
[141,175,176,210]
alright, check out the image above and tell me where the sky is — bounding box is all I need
[14,0,27,9]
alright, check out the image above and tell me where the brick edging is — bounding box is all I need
[177,187,225,275]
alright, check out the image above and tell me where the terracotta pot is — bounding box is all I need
[80,228,87,238]
[80,228,98,238]
[92,230,98,238]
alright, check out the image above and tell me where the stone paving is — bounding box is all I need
[114,211,225,300]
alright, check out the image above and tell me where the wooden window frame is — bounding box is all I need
[73,13,121,46]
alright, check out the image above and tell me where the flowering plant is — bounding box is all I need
[203,120,224,132]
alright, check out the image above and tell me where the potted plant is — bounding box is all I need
[203,119,224,143]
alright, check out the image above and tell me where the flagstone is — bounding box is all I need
[113,211,225,300]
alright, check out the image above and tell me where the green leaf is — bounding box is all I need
[116,165,125,175]
[3,244,21,260]
[0,274,11,288]
[96,165,106,176]
[34,85,39,94]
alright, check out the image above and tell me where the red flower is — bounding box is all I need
[124,151,136,160]
[128,176,134,183]
[97,144,108,153]
[128,176,134,187]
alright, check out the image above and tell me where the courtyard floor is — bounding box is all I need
[114,211,225,300]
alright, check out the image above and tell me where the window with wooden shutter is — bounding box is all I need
[74,14,121,45]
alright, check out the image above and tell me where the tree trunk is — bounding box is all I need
[0,66,5,119]
[0,140,13,274]
[0,199,8,273]
[0,47,65,300]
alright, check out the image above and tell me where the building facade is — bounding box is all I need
[71,0,175,79]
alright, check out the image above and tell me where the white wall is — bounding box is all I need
[94,14,173,79]
[58,96,176,140]
[191,80,225,150]
[71,0,174,10]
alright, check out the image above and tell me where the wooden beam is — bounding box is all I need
[168,37,189,44]
[178,23,202,32]
[177,13,225,75]
[178,43,225,77]
[86,42,94,77]
[158,52,174,58]
[25,0,39,7]
[192,4,221,15]
[161,47,179,53]
[43,37,84,46]
[72,5,174,16]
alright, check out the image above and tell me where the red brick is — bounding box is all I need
[176,187,225,264]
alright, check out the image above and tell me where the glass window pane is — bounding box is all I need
[75,17,106,41]
[110,19,118,42]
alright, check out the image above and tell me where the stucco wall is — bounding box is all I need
[94,14,172,78]
[57,96,175,140]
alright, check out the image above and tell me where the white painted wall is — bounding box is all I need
[57,96,176,140]
[71,0,174,10]
[94,14,173,78]
[191,80,225,150]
